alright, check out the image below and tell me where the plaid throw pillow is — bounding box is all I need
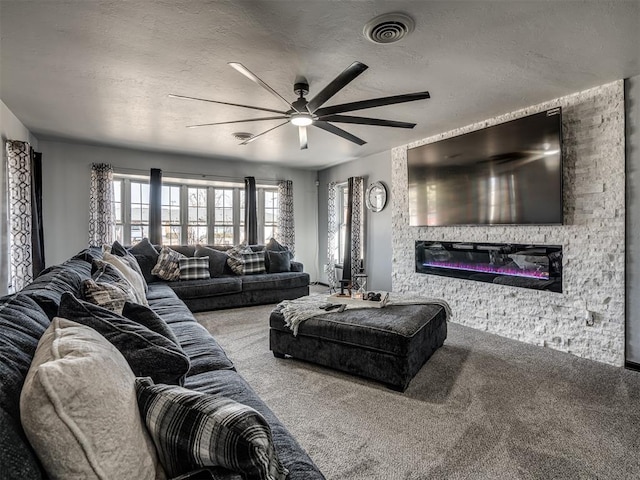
[135,378,288,480]
[82,279,136,314]
[178,257,210,281]
[227,247,266,275]
[151,246,186,281]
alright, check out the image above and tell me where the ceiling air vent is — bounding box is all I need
[363,12,415,44]
[232,132,253,141]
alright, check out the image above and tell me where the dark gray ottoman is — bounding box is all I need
[269,303,447,391]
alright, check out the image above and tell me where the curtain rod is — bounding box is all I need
[112,167,279,185]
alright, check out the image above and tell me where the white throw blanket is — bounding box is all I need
[278,293,452,336]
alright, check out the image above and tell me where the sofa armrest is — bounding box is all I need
[290,261,304,272]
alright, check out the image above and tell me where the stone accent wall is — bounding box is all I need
[391,81,625,366]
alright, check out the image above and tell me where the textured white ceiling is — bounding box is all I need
[1,1,639,169]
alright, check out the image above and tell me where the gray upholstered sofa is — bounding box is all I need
[0,249,324,479]
[157,244,310,313]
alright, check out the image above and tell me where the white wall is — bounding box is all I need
[318,150,392,291]
[392,81,626,366]
[37,139,319,280]
[0,100,39,295]
[626,75,640,365]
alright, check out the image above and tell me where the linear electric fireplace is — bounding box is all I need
[415,241,563,292]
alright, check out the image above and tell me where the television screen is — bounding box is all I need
[407,108,563,226]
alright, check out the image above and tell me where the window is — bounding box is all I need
[161,185,181,245]
[338,184,348,265]
[112,174,277,246]
[188,187,208,244]
[263,189,278,241]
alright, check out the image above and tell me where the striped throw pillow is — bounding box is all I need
[178,257,210,281]
[151,247,185,281]
[135,378,288,480]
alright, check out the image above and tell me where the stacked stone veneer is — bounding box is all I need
[392,81,625,366]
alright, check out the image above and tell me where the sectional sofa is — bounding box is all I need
[0,247,323,479]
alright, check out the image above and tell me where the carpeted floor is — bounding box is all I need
[194,292,640,480]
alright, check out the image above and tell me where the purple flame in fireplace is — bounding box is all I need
[423,260,550,280]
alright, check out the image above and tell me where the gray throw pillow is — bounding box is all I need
[194,246,230,277]
[266,250,291,273]
[135,377,288,480]
[58,293,190,386]
[264,238,292,271]
[121,302,182,350]
[82,279,137,314]
[128,238,160,283]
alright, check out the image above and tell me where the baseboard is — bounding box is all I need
[625,361,640,372]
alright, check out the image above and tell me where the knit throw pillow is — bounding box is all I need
[151,246,186,281]
[135,378,288,480]
[178,257,210,281]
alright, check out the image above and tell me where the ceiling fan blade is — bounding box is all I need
[168,94,287,115]
[314,91,431,116]
[228,62,296,111]
[306,61,368,113]
[318,114,416,129]
[299,126,308,150]
[187,116,289,128]
[313,121,366,146]
[239,121,290,145]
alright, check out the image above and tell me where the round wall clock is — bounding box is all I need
[365,181,388,212]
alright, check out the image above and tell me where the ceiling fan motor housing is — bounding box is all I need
[294,81,309,97]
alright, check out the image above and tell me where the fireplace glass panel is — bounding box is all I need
[415,241,562,292]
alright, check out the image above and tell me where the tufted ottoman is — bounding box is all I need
[269,303,447,391]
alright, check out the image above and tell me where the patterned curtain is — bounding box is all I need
[326,182,339,289]
[346,176,364,285]
[5,140,33,292]
[276,180,295,255]
[88,163,115,247]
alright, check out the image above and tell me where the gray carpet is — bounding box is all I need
[195,294,640,480]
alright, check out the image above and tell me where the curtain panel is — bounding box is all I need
[88,163,115,247]
[244,176,258,245]
[5,140,34,292]
[348,176,365,285]
[276,180,295,255]
[326,181,339,289]
[149,168,163,245]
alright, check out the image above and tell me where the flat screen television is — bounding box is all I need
[407,108,563,226]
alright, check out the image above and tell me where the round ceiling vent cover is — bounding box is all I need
[363,12,415,44]
[232,132,253,141]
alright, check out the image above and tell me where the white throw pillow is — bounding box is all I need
[103,251,149,306]
[20,317,165,480]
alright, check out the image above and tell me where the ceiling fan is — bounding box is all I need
[169,61,430,150]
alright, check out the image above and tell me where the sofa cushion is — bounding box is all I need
[71,246,104,263]
[58,292,190,385]
[266,250,291,273]
[195,245,230,277]
[20,317,164,480]
[82,278,137,314]
[242,272,310,292]
[0,294,50,419]
[135,377,287,480]
[0,406,44,479]
[20,258,92,319]
[168,245,197,258]
[121,301,182,349]
[179,256,210,280]
[110,240,149,292]
[228,250,266,275]
[128,237,161,283]
[103,251,149,305]
[152,246,186,281]
[169,276,242,300]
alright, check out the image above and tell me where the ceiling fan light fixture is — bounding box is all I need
[290,113,313,126]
